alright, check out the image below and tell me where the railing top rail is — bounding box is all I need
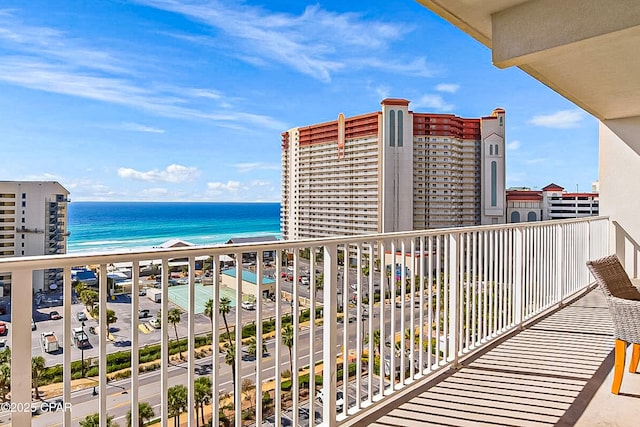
[0,216,609,270]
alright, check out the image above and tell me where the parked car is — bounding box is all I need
[49,311,61,320]
[0,322,6,335]
[316,388,344,411]
[149,317,161,329]
[0,339,7,349]
[241,301,256,310]
[31,318,36,330]
[138,309,150,318]
[138,288,147,296]
[76,311,87,321]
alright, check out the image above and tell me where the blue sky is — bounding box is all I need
[0,1,599,202]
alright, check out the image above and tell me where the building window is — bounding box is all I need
[511,211,520,223]
[398,110,403,147]
[527,211,537,221]
[490,145,493,155]
[389,110,395,147]
[491,161,497,207]
[495,144,499,156]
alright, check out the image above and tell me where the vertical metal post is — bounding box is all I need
[10,269,31,426]
[323,243,338,427]
[448,233,460,368]
[514,228,524,329]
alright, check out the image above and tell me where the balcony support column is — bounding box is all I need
[10,268,31,426]
[322,243,338,426]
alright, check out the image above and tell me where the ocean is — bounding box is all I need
[67,202,281,253]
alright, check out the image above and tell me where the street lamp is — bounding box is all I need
[81,320,85,378]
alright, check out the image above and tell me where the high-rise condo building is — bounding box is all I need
[0,181,70,294]
[280,99,506,240]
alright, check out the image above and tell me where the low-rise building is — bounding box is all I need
[506,183,599,223]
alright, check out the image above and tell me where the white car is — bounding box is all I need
[149,318,161,329]
[316,388,344,411]
[241,301,256,310]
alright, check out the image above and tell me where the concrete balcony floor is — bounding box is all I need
[357,289,637,427]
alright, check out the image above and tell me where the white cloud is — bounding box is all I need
[526,158,547,164]
[410,94,454,112]
[250,180,271,187]
[117,164,200,183]
[374,84,391,100]
[207,180,241,191]
[435,83,460,93]
[507,140,521,150]
[529,109,585,128]
[119,122,165,133]
[0,15,288,131]
[235,162,280,173]
[137,0,438,81]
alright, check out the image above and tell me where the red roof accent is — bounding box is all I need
[506,190,542,201]
[381,98,410,106]
[542,183,565,191]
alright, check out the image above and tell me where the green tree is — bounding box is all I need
[282,324,294,374]
[79,413,117,427]
[0,364,10,403]
[90,306,117,338]
[167,384,188,427]
[364,329,381,356]
[79,288,99,312]
[126,402,155,427]
[246,337,267,359]
[219,297,233,346]
[223,341,236,405]
[167,308,183,359]
[204,298,214,331]
[194,376,212,426]
[31,356,46,400]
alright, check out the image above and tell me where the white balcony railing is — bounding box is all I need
[0,217,609,426]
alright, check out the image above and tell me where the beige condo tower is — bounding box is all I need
[281,99,506,240]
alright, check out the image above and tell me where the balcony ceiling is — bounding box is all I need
[417,0,640,121]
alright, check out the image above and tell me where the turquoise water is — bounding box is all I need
[67,202,281,253]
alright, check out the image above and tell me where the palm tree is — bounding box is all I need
[247,337,267,359]
[126,402,155,427]
[204,298,214,331]
[31,356,46,400]
[282,324,294,374]
[219,297,232,346]
[167,384,188,427]
[106,308,117,339]
[80,413,117,427]
[167,308,183,359]
[194,376,212,426]
[223,341,237,406]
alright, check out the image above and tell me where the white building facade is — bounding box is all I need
[507,183,599,223]
[0,181,70,293]
[281,99,506,240]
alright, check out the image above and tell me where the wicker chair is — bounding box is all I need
[587,254,640,394]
